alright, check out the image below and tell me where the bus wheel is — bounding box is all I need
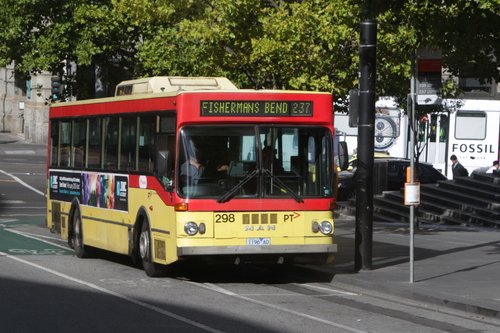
[72,207,88,258]
[139,221,166,277]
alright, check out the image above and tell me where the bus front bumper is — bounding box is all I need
[177,244,337,256]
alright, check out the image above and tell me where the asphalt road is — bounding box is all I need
[1,136,499,333]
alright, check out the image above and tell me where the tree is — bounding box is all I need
[0,0,498,103]
[0,0,143,98]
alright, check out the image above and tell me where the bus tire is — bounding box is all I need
[71,206,88,258]
[139,220,166,277]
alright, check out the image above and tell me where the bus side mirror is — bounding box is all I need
[338,141,349,170]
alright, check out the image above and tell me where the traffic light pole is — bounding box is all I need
[355,19,377,271]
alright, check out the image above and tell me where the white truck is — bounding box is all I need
[335,98,500,179]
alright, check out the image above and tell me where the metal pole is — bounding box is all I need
[2,67,7,132]
[355,19,377,271]
[409,50,416,283]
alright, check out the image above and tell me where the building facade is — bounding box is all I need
[0,63,51,144]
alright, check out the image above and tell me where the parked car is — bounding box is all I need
[337,157,447,201]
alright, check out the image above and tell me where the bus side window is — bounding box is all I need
[103,117,119,170]
[59,121,72,167]
[120,116,137,171]
[138,115,156,172]
[50,121,59,167]
[88,118,102,169]
[72,119,87,168]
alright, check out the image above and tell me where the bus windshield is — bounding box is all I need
[178,125,333,200]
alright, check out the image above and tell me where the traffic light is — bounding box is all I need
[51,76,62,100]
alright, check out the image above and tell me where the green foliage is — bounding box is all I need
[0,0,498,103]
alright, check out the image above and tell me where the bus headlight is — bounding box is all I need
[184,222,199,236]
[319,221,333,235]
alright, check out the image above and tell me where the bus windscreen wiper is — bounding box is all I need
[262,169,304,203]
[217,169,259,203]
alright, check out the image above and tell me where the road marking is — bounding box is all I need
[99,278,173,289]
[8,248,68,255]
[1,161,45,166]
[4,150,35,155]
[240,284,359,297]
[239,292,351,297]
[0,218,18,223]
[0,214,46,217]
[188,282,367,333]
[294,283,359,296]
[0,252,225,333]
[0,206,46,209]
[6,229,62,242]
[0,169,45,197]
[0,200,25,204]
[4,228,70,250]
[7,172,46,176]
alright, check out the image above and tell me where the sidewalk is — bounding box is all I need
[327,218,500,319]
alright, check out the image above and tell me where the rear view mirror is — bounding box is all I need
[338,141,349,170]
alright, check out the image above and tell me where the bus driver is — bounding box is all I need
[180,138,204,185]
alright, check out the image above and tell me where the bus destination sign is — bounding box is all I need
[200,100,313,117]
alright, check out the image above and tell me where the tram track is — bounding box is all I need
[178,263,500,333]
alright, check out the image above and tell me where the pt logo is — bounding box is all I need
[284,212,300,222]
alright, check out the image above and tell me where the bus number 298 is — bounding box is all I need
[215,214,235,223]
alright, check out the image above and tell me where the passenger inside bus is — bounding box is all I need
[262,146,284,174]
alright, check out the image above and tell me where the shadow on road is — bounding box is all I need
[0,275,280,333]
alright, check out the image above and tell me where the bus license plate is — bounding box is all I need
[246,238,271,246]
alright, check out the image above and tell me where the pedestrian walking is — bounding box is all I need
[450,154,468,179]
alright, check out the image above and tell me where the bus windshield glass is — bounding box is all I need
[178,125,333,199]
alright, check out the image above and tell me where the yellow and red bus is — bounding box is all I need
[47,76,339,276]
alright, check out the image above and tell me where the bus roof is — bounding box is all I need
[115,76,238,96]
[50,76,331,110]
